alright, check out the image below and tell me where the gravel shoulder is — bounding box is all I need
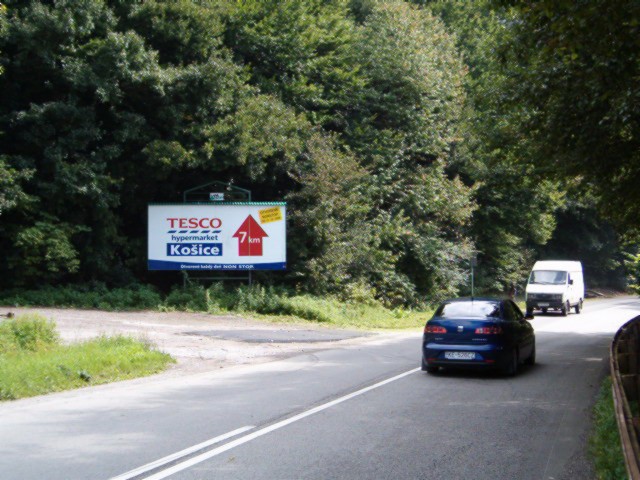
[3,307,414,376]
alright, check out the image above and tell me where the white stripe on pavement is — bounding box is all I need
[133,367,420,480]
[109,426,255,480]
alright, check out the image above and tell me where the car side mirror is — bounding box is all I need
[569,279,574,285]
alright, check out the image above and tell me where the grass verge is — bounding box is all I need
[0,284,432,330]
[589,376,627,479]
[247,296,429,330]
[163,284,432,330]
[0,314,174,400]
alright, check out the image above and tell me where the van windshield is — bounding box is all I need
[529,270,567,285]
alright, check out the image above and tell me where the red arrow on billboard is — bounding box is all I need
[233,215,268,256]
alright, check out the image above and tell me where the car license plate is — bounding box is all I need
[444,351,475,360]
[538,302,549,307]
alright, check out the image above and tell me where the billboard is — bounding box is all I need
[148,203,286,271]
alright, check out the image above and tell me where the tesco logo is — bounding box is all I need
[167,217,222,229]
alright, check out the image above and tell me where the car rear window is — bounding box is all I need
[434,301,501,319]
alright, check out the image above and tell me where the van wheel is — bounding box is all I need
[541,308,548,314]
[526,307,533,316]
[575,299,583,314]
[561,301,569,316]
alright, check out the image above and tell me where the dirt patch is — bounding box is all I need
[3,307,401,375]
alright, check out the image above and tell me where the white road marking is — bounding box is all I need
[134,367,420,480]
[109,426,255,480]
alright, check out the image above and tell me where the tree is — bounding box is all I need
[224,0,476,303]
[496,0,640,237]
[0,0,306,286]
[1,0,477,305]
[424,0,565,292]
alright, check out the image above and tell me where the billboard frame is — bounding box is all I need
[149,182,286,286]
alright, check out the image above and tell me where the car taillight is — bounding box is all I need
[424,325,447,334]
[475,326,503,334]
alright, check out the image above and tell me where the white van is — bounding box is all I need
[525,261,585,316]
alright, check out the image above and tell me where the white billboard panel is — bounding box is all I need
[148,203,286,271]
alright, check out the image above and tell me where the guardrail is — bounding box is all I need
[611,315,640,479]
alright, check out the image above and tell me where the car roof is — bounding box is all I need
[441,297,503,304]
[433,298,505,319]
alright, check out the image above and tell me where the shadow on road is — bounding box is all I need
[421,362,545,380]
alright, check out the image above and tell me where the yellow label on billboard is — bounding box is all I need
[259,207,283,224]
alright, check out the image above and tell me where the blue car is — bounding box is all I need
[421,298,535,375]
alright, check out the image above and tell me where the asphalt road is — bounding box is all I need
[1,296,639,480]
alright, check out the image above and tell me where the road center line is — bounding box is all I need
[138,367,420,480]
[109,426,255,480]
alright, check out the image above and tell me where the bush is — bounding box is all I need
[158,283,428,327]
[625,253,640,295]
[0,314,58,353]
[234,285,288,314]
[163,284,210,311]
[0,284,162,310]
[0,283,431,329]
[226,285,429,328]
[96,285,162,310]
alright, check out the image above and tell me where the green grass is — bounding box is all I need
[0,314,174,400]
[243,295,430,330]
[0,312,59,353]
[589,377,627,479]
[162,284,431,330]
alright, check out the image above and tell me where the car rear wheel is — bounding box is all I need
[502,349,518,376]
[575,299,583,314]
[422,357,438,374]
[422,358,438,373]
[524,343,536,366]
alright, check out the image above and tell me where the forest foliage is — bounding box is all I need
[0,0,636,305]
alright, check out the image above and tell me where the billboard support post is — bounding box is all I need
[183,181,252,203]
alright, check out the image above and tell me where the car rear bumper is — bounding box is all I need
[422,342,508,368]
